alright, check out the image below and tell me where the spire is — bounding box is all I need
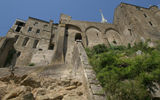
[100,9,107,23]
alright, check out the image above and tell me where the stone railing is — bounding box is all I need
[72,42,106,100]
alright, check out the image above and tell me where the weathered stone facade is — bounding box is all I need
[0,2,160,67]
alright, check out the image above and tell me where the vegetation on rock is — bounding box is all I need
[29,63,35,66]
[85,41,160,100]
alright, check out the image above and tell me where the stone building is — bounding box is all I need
[0,2,160,67]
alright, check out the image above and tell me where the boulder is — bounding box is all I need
[135,50,143,56]
[20,75,41,88]
[60,78,70,87]
[36,92,63,100]
[147,82,160,100]
[2,86,31,100]
[65,86,77,90]
[32,88,49,98]
[0,82,7,99]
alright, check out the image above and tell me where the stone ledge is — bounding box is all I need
[94,95,106,100]
[91,84,104,95]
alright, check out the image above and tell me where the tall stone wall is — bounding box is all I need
[0,37,15,67]
[114,3,160,46]
[72,42,106,100]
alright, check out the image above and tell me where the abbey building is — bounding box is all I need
[0,3,160,67]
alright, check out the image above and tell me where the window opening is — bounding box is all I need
[144,14,147,18]
[22,37,29,46]
[34,22,38,26]
[39,49,42,51]
[128,29,132,36]
[75,33,82,41]
[97,33,98,36]
[14,35,19,43]
[17,52,21,57]
[149,22,153,26]
[33,40,39,48]
[36,29,40,34]
[136,7,141,10]
[54,27,57,30]
[28,27,32,32]
[48,44,54,50]
[44,25,48,28]
[15,21,25,32]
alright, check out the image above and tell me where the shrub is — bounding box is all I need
[85,41,160,99]
[128,43,131,49]
[29,63,35,66]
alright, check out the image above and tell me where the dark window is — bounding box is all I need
[34,22,38,26]
[17,51,21,57]
[14,35,19,43]
[54,27,57,30]
[75,33,82,41]
[39,49,42,51]
[22,37,29,46]
[136,7,141,10]
[28,27,32,32]
[144,14,147,18]
[33,40,39,48]
[149,22,153,26]
[128,29,132,36]
[36,29,40,34]
[48,44,54,50]
[15,21,25,32]
[44,25,48,28]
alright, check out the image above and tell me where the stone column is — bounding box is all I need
[102,31,110,47]
[81,31,87,48]
[52,24,65,64]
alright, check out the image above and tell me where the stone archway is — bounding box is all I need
[105,29,122,45]
[75,33,82,41]
[85,27,102,47]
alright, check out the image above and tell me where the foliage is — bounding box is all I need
[113,40,117,44]
[85,41,160,99]
[29,63,35,66]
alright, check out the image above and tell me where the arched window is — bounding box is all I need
[14,35,19,43]
[33,40,39,48]
[75,33,82,41]
[22,37,29,46]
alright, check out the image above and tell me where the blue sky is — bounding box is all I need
[0,0,160,36]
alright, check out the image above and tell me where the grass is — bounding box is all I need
[85,41,160,100]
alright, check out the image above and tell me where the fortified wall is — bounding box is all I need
[0,2,160,100]
[0,2,160,68]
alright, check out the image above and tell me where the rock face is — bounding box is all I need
[0,74,87,100]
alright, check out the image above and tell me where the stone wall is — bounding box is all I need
[0,37,15,67]
[72,42,106,100]
[31,49,55,66]
[114,3,160,46]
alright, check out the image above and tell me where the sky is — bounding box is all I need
[0,0,160,36]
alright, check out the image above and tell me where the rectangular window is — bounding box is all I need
[136,7,141,10]
[34,22,38,26]
[44,25,48,28]
[36,29,40,34]
[28,27,32,32]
